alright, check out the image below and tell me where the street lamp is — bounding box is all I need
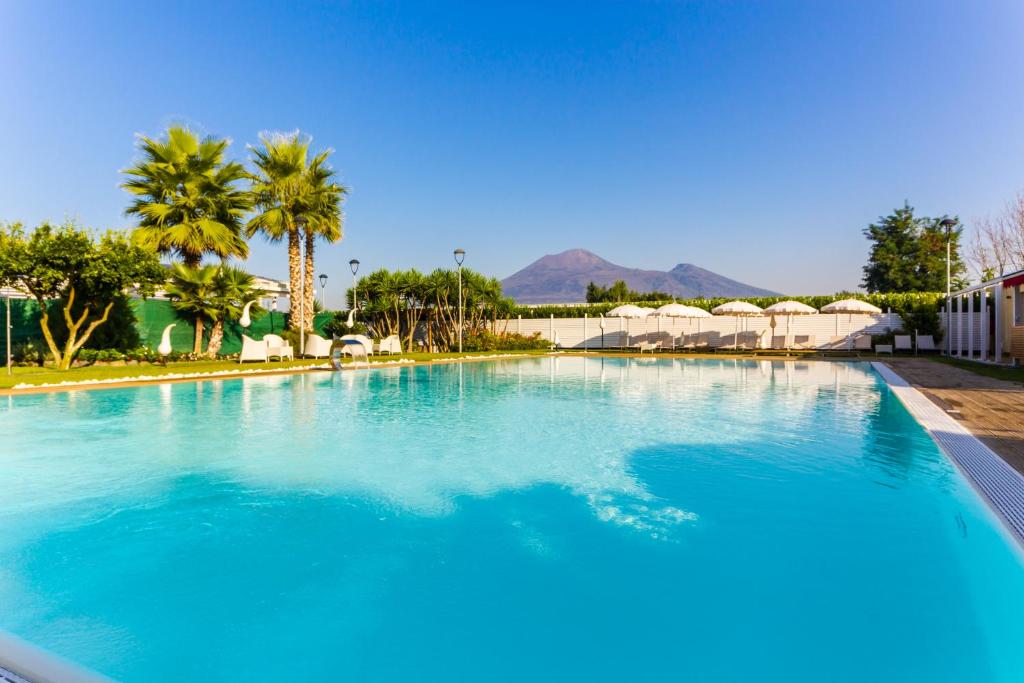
[940,217,957,355]
[270,297,278,333]
[349,259,360,312]
[319,273,328,308]
[454,248,465,353]
[295,216,307,356]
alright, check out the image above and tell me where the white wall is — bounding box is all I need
[495,313,904,349]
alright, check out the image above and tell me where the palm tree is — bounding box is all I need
[122,126,251,268]
[207,267,266,356]
[165,263,219,354]
[247,131,347,331]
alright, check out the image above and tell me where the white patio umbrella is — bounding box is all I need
[821,299,882,349]
[607,304,652,347]
[654,303,712,348]
[712,301,764,348]
[762,301,818,349]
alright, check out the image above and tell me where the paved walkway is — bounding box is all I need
[885,358,1024,475]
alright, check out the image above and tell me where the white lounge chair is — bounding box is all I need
[794,335,816,350]
[637,341,659,354]
[854,334,873,352]
[239,335,268,363]
[303,333,333,358]
[894,335,912,353]
[264,334,294,361]
[377,335,402,355]
[916,334,938,353]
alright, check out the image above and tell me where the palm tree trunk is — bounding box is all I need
[304,229,315,332]
[207,319,224,357]
[193,316,205,355]
[288,227,302,330]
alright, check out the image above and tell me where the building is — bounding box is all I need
[947,268,1024,364]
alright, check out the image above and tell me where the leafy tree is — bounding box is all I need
[247,131,347,331]
[165,264,219,355]
[0,222,164,370]
[122,125,251,268]
[586,279,672,303]
[207,267,265,356]
[862,203,966,293]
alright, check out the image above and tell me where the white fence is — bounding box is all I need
[940,306,994,359]
[494,313,904,350]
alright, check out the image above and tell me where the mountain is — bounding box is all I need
[501,249,778,304]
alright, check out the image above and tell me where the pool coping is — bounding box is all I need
[872,362,1024,547]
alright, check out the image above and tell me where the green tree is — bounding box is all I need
[207,267,265,356]
[0,222,164,370]
[122,125,251,268]
[862,203,966,293]
[247,131,347,331]
[165,263,219,355]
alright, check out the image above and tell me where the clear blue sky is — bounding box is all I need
[2,1,1023,304]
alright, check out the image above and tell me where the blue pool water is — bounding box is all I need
[2,358,1024,681]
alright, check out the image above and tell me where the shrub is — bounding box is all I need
[462,330,550,352]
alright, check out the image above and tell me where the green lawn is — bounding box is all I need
[0,350,550,390]
[925,356,1024,385]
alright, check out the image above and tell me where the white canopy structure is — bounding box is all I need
[763,301,818,348]
[607,305,653,348]
[712,301,764,349]
[821,299,882,349]
[654,304,713,348]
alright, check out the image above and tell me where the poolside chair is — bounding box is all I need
[894,335,913,353]
[770,335,787,350]
[377,335,402,355]
[916,334,938,354]
[264,334,294,361]
[239,335,268,363]
[794,335,816,350]
[853,334,873,353]
[303,333,333,359]
[827,335,848,351]
[636,340,660,354]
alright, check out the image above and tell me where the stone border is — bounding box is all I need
[872,362,1024,546]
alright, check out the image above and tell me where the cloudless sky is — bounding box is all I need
[2,1,1023,305]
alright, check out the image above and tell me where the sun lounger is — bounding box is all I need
[794,335,816,350]
[637,341,660,354]
[894,335,912,353]
[853,335,873,352]
[916,334,938,353]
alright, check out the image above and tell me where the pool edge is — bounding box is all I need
[872,361,1024,548]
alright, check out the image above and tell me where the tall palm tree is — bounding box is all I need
[165,263,219,354]
[247,131,346,331]
[122,126,251,268]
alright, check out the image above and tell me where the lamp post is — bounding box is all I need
[5,292,11,376]
[349,259,360,312]
[319,273,328,309]
[941,217,957,355]
[295,216,307,357]
[270,297,278,333]
[454,248,465,353]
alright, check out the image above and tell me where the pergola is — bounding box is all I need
[946,268,1024,363]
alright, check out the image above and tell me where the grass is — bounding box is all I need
[925,355,1024,385]
[0,350,551,390]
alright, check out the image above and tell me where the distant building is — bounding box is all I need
[948,268,1024,364]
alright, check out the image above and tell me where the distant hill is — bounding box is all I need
[501,249,778,304]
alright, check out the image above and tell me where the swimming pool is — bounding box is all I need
[2,358,1023,681]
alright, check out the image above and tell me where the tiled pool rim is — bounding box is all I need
[872,362,1024,547]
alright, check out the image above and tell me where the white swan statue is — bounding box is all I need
[346,307,357,329]
[157,323,175,357]
[239,300,257,329]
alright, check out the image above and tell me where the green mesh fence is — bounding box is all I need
[3,297,333,358]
